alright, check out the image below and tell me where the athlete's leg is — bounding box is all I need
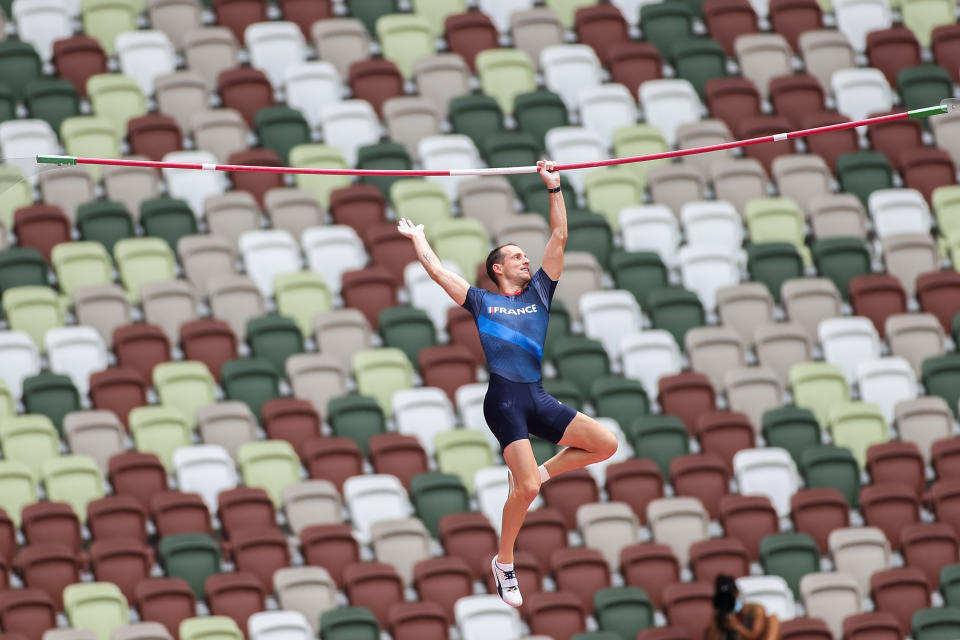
[498,437,541,563]
[541,412,618,478]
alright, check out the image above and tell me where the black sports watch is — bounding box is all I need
[547,185,562,193]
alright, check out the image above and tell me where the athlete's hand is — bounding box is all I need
[538,160,561,189]
[397,217,425,239]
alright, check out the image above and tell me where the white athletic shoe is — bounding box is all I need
[491,556,523,608]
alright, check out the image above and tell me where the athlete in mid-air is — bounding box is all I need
[398,160,618,608]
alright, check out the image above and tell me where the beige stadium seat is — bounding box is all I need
[881,233,938,298]
[716,282,775,346]
[311,18,370,79]
[554,252,603,321]
[63,410,126,475]
[73,284,132,347]
[140,280,199,344]
[809,193,868,240]
[273,567,338,634]
[39,166,96,223]
[685,326,746,391]
[828,526,890,596]
[182,26,239,89]
[931,110,960,168]
[711,159,768,216]
[177,235,236,297]
[208,274,265,340]
[577,502,639,571]
[647,497,710,567]
[313,309,373,373]
[113,622,173,640]
[204,191,262,248]
[495,215,549,271]
[799,30,856,94]
[282,480,343,535]
[191,109,249,163]
[885,313,946,377]
[371,517,432,586]
[155,71,209,133]
[677,120,735,181]
[286,353,347,419]
[734,33,792,98]
[413,54,471,120]
[799,572,862,639]
[510,8,565,66]
[196,401,258,459]
[147,0,203,51]
[383,97,443,162]
[772,155,832,216]
[102,158,160,220]
[894,396,953,465]
[648,164,706,217]
[724,366,784,432]
[781,277,842,342]
[459,176,517,234]
[263,188,324,241]
[754,322,813,385]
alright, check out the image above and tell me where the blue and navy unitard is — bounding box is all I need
[462,268,577,449]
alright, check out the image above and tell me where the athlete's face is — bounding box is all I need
[497,245,531,288]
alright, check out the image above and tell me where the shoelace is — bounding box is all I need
[500,569,519,589]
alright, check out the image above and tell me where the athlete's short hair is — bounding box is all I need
[485,243,519,283]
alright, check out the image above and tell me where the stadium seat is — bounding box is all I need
[802,445,861,507]
[180,618,242,640]
[282,480,343,534]
[661,583,715,639]
[63,582,127,640]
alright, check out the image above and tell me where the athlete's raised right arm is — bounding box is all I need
[397,217,470,305]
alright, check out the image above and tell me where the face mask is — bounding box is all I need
[734,600,744,614]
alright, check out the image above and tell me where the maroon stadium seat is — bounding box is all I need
[444,12,499,71]
[719,494,780,561]
[21,502,82,553]
[619,543,681,609]
[604,458,664,524]
[866,440,926,496]
[695,411,756,472]
[329,185,388,236]
[417,344,477,403]
[573,4,630,64]
[607,42,663,97]
[861,483,921,548]
[151,491,213,537]
[769,74,825,128]
[52,36,108,97]
[550,547,611,613]
[303,436,364,492]
[300,523,360,588]
[87,495,149,543]
[866,27,922,86]
[439,512,499,580]
[108,451,168,511]
[204,571,267,630]
[88,537,153,601]
[539,469,600,530]
[0,589,57,640]
[227,149,286,206]
[89,368,148,429]
[180,319,238,382]
[412,556,473,624]
[213,0,268,43]
[524,591,587,640]
[218,67,275,126]
[916,271,960,332]
[662,582,714,640]
[869,567,931,636]
[387,601,450,640]
[341,266,399,330]
[688,537,750,584]
[369,433,429,491]
[658,372,717,434]
[226,526,291,591]
[670,453,730,519]
[769,0,822,51]
[343,562,405,627]
[790,488,850,554]
[843,611,902,640]
[13,205,70,263]
[703,0,759,55]
[135,577,196,639]
[112,324,172,385]
[128,114,183,161]
[261,398,322,458]
[705,77,762,132]
[849,274,908,337]
[348,59,404,117]
[900,522,959,589]
[867,110,924,170]
[217,487,276,540]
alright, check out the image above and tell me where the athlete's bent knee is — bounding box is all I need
[596,429,618,461]
[516,478,541,505]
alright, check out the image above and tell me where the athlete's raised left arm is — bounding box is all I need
[539,159,567,281]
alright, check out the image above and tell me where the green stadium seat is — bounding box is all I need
[0,246,48,293]
[63,581,127,640]
[941,564,960,607]
[238,439,301,506]
[912,607,960,640]
[594,587,655,640]
[328,394,386,456]
[758,532,820,597]
[542,379,584,412]
[745,197,805,248]
[646,286,706,347]
[158,533,222,598]
[789,361,849,426]
[180,617,243,640]
[86,74,147,137]
[357,142,412,201]
[628,415,690,477]
[22,372,80,435]
[289,144,352,209]
[567,211,614,270]
[246,314,305,377]
[517,173,577,218]
[0,39,43,99]
[24,78,81,133]
[129,406,192,470]
[51,241,113,296]
[390,179,452,228]
[611,124,670,190]
[801,444,861,507]
[352,348,414,416]
[254,105,311,163]
[640,2,695,60]
[610,251,668,308]
[0,414,59,480]
[2,286,64,350]
[591,376,650,429]
[274,271,332,338]
[543,299,572,362]
[221,357,281,421]
[584,167,644,232]
[410,471,470,536]
[0,460,36,527]
[346,0,398,33]
[827,402,888,467]
[0,164,34,229]
[449,93,504,148]
[902,0,953,47]
[475,48,537,116]
[376,13,435,78]
[81,0,138,55]
[761,407,821,465]
[482,131,540,172]
[153,361,217,428]
[811,236,872,300]
[572,634,621,640]
[76,200,136,254]
[320,607,381,640]
[552,336,611,398]
[113,237,177,303]
[42,455,104,523]
[747,243,805,303]
[515,90,569,150]
[428,218,489,278]
[531,436,560,465]
[898,64,954,111]
[140,197,199,249]
[378,306,437,367]
[836,151,894,207]
[922,354,960,418]
[435,429,495,493]
[672,37,727,96]
[0,82,15,124]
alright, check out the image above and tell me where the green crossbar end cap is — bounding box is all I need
[36,155,78,165]
[909,105,949,119]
